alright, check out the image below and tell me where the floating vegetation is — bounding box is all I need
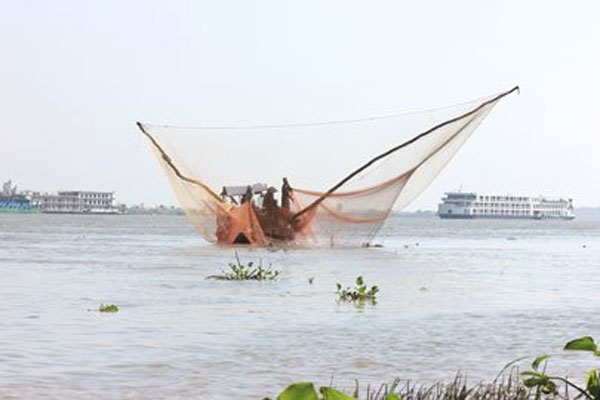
[336,276,378,306]
[308,276,315,284]
[98,304,119,313]
[362,243,384,248]
[207,252,280,281]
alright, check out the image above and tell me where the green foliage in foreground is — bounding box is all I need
[265,382,400,400]
[266,336,600,400]
[520,336,600,400]
[98,304,119,313]
[266,373,533,400]
[336,276,379,306]
[207,252,280,281]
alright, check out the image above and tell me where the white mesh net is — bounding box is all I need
[138,87,518,247]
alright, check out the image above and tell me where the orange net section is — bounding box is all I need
[137,87,518,247]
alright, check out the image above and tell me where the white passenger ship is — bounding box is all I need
[438,192,575,220]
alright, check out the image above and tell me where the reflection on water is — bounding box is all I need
[1,214,599,399]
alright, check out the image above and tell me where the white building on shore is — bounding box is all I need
[31,191,120,214]
[438,192,575,220]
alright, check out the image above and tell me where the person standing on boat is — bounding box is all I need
[241,185,253,204]
[281,178,292,210]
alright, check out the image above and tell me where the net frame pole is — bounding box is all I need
[136,122,224,204]
[292,86,520,221]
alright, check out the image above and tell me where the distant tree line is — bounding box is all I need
[123,204,185,215]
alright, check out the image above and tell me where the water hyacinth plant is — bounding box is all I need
[520,336,600,400]
[207,252,280,281]
[336,276,379,306]
[98,304,119,313]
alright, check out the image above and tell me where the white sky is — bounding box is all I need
[1,0,599,209]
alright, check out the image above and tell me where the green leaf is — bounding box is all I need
[523,377,542,388]
[356,276,364,286]
[523,375,550,389]
[541,380,557,395]
[319,386,356,400]
[532,355,551,371]
[564,336,597,352]
[586,369,600,399]
[384,394,402,400]
[277,382,318,400]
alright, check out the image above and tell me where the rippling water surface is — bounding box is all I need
[1,213,599,399]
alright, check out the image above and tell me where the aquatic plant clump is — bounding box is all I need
[207,253,280,281]
[336,276,379,305]
[98,304,119,313]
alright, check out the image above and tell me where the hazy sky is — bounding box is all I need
[1,1,599,210]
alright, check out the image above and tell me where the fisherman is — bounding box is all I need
[263,187,278,209]
[281,177,292,210]
[241,185,253,204]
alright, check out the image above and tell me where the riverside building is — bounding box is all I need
[32,191,120,214]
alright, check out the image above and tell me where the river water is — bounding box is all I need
[1,213,599,399]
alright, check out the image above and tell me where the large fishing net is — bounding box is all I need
[137,87,518,247]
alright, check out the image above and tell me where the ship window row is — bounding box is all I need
[446,201,470,206]
[39,199,110,203]
[474,203,530,208]
[535,204,566,209]
[476,199,568,205]
[472,209,567,216]
[473,203,567,209]
[473,210,530,215]
[478,196,529,202]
